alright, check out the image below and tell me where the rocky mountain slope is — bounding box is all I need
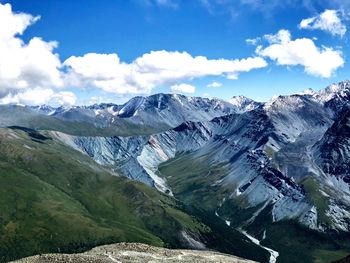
[0,127,269,263]
[2,81,350,262]
[12,243,256,263]
[54,89,342,231]
[26,94,253,136]
[46,81,350,263]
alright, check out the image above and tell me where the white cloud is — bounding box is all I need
[64,51,267,95]
[299,9,346,37]
[0,3,62,96]
[0,89,76,106]
[207,81,222,88]
[170,83,196,94]
[264,29,291,44]
[0,3,39,41]
[0,88,54,105]
[256,29,344,78]
[0,2,268,106]
[50,91,77,106]
[246,38,260,45]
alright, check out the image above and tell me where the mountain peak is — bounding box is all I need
[312,80,350,104]
[228,95,260,113]
[298,88,315,96]
[229,95,253,104]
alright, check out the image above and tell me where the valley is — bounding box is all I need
[2,81,350,262]
[2,1,350,262]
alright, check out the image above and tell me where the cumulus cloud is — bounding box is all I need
[0,89,76,106]
[207,81,222,88]
[64,51,267,94]
[256,29,344,78]
[0,2,269,105]
[0,3,62,97]
[299,9,346,37]
[170,83,196,94]
[50,91,77,106]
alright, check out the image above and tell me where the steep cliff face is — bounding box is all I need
[315,109,350,179]
[311,109,350,232]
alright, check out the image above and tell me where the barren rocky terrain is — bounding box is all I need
[12,243,256,263]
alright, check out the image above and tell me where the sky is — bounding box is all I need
[0,0,350,106]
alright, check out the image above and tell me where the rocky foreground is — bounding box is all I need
[12,243,256,263]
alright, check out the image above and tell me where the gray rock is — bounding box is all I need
[12,243,256,263]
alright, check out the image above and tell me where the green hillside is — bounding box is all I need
[0,127,268,262]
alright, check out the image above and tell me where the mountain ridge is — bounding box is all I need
[2,81,350,262]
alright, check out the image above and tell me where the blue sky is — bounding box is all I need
[0,0,350,105]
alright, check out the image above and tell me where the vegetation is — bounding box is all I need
[4,126,347,263]
[0,128,205,262]
[300,176,332,226]
[158,152,350,263]
[260,221,350,263]
[158,152,233,211]
[158,152,270,262]
[0,127,268,263]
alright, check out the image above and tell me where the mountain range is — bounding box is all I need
[1,81,350,263]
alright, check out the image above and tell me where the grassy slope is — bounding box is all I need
[158,152,270,262]
[0,128,269,263]
[0,128,208,262]
[158,152,233,211]
[258,221,350,263]
[158,152,350,263]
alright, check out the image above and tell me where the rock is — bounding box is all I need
[12,243,256,263]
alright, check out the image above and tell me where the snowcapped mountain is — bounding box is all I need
[229,95,262,113]
[26,93,248,135]
[54,107,315,229]
[297,80,350,115]
[39,81,350,232]
[108,93,238,127]
[30,105,57,115]
[313,80,350,105]
[3,81,350,262]
[48,81,350,263]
